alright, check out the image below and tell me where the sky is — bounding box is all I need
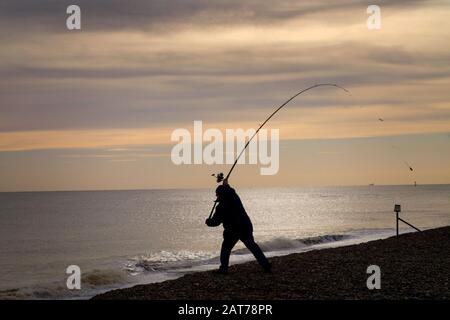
[0,0,449,191]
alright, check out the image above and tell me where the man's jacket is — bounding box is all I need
[207,186,253,235]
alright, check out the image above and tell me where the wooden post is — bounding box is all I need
[393,204,421,236]
[396,211,399,236]
[394,204,401,237]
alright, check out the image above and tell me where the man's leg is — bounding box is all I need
[219,233,239,272]
[241,234,271,272]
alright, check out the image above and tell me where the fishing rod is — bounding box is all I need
[207,83,351,219]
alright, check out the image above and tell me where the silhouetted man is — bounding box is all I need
[205,181,271,274]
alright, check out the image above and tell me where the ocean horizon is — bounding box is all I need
[3,182,449,193]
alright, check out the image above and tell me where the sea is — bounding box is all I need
[0,185,449,299]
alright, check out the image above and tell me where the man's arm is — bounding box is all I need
[205,203,223,227]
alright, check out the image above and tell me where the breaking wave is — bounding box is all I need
[0,269,129,300]
[127,233,351,273]
[126,250,218,273]
[234,234,350,254]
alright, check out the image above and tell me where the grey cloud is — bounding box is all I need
[1,65,448,133]
[2,41,449,80]
[0,0,448,133]
[0,0,431,34]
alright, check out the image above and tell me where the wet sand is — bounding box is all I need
[93,226,450,300]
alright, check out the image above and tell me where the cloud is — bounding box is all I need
[0,0,449,145]
[0,0,430,34]
[1,109,450,152]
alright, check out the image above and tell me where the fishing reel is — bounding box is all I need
[211,172,224,183]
